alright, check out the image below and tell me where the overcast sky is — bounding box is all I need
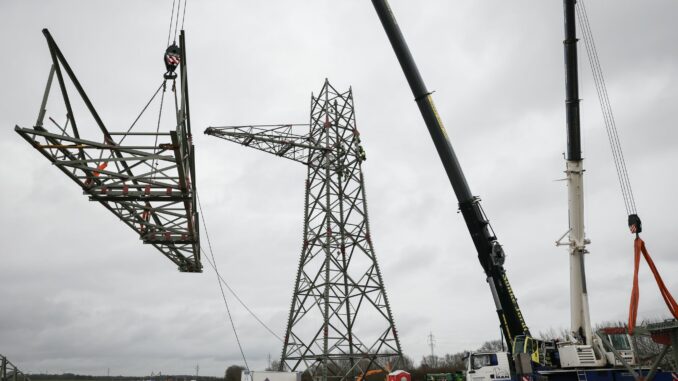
[1,0,677,377]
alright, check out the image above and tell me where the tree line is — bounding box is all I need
[224,319,678,381]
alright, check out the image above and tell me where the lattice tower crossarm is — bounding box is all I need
[205,80,403,381]
[15,29,201,272]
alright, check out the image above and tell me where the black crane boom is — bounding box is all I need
[564,0,582,162]
[371,0,530,349]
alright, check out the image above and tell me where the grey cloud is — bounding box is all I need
[2,0,677,377]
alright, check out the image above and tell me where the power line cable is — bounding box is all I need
[202,254,284,342]
[195,197,308,364]
[192,192,283,342]
[197,193,250,371]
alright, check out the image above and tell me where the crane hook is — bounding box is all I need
[628,214,642,234]
[164,43,181,79]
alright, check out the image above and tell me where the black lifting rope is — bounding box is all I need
[575,0,641,234]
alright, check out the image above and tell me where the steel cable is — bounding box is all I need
[576,0,637,215]
[197,192,250,370]
[117,81,165,145]
[181,0,188,32]
[202,252,284,343]
[150,81,167,180]
[577,3,629,212]
[173,0,182,43]
[166,0,177,47]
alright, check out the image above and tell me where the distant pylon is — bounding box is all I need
[205,80,403,381]
[427,332,436,367]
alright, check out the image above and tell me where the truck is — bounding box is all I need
[241,370,302,381]
[465,352,511,381]
[464,330,639,381]
[465,350,665,381]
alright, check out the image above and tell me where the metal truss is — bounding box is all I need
[0,354,31,381]
[15,29,201,272]
[206,80,402,381]
[205,124,314,165]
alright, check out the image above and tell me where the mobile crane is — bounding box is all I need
[371,0,530,353]
[370,0,673,380]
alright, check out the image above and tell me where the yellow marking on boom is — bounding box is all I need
[426,95,449,140]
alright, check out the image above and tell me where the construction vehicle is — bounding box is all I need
[464,328,653,381]
[464,353,511,381]
[241,370,302,381]
[354,368,409,381]
[370,0,675,380]
[427,373,464,381]
[356,369,388,381]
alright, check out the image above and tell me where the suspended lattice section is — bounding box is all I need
[206,80,402,381]
[15,29,200,272]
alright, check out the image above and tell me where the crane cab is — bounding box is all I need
[464,352,511,381]
[512,335,561,368]
[597,327,636,367]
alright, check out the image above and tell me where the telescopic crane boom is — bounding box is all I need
[561,0,594,346]
[371,0,530,350]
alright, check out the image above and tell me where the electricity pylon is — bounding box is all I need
[205,80,402,381]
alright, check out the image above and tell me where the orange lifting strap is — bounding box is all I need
[628,237,678,334]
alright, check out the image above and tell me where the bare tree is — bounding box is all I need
[476,340,504,352]
[538,327,570,341]
[440,352,466,369]
[266,361,281,372]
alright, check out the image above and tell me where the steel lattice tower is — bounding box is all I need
[205,80,402,381]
